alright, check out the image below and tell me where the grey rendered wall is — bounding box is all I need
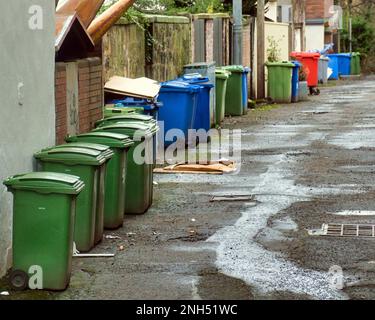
[0,1,55,277]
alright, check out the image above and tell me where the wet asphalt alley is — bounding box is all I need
[3,76,375,300]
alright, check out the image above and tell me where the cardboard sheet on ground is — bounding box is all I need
[154,160,237,175]
[104,76,160,99]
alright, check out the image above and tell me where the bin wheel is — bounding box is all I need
[9,270,29,291]
[309,87,320,96]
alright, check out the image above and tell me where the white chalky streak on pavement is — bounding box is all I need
[208,154,355,300]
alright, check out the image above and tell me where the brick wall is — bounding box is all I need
[306,0,325,20]
[78,57,103,134]
[55,63,67,145]
[54,57,104,145]
[306,0,334,20]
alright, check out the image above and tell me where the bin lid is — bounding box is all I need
[99,114,154,123]
[177,74,214,88]
[181,73,209,82]
[339,53,352,57]
[96,115,157,131]
[113,97,154,104]
[160,81,202,93]
[327,53,352,58]
[110,97,159,107]
[215,69,231,79]
[94,122,158,138]
[352,52,361,56]
[184,62,216,68]
[3,172,85,195]
[66,132,134,149]
[290,52,320,59]
[35,147,107,166]
[291,60,302,67]
[221,65,245,73]
[265,61,294,68]
[112,102,162,110]
[51,142,114,161]
[105,106,137,114]
[319,56,329,61]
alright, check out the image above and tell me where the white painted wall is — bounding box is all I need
[265,1,278,22]
[305,25,325,51]
[0,1,55,277]
[252,21,290,99]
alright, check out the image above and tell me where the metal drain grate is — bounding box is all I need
[322,223,375,238]
[210,195,254,202]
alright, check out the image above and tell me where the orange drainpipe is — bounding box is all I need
[87,0,136,45]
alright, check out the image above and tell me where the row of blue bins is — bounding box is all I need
[108,66,250,148]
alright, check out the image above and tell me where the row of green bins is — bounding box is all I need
[34,147,109,252]
[66,133,134,229]
[95,116,159,214]
[4,172,84,290]
[351,52,361,75]
[215,69,231,125]
[221,65,245,117]
[265,61,294,103]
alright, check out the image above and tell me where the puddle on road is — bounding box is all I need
[334,165,375,174]
[329,129,375,149]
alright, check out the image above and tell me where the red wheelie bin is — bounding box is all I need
[290,52,321,95]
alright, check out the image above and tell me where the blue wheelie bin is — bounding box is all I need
[327,53,351,78]
[177,73,214,132]
[242,67,251,114]
[291,61,302,103]
[327,54,339,80]
[337,53,352,76]
[157,80,201,147]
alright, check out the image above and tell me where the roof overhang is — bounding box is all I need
[55,13,95,61]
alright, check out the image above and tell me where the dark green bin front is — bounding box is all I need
[66,132,134,229]
[96,115,159,211]
[94,122,157,215]
[3,172,84,290]
[51,142,114,244]
[34,148,106,252]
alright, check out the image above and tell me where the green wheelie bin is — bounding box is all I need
[35,148,106,252]
[94,122,157,214]
[220,65,245,116]
[215,69,231,125]
[265,61,294,103]
[3,172,84,290]
[351,52,361,75]
[96,115,159,208]
[66,132,134,229]
[49,143,114,244]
